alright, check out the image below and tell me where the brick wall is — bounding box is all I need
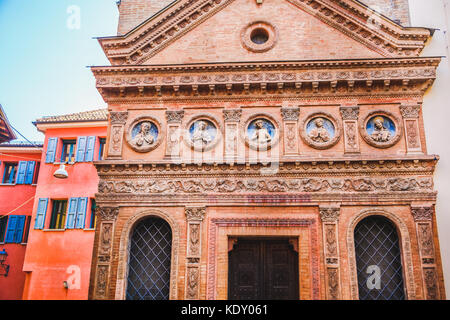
[360,0,411,25]
[117,0,175,35]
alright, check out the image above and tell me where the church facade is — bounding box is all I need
[89,0,446,300]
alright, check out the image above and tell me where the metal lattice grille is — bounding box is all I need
[126,218,172,300]
[355,216,405,300]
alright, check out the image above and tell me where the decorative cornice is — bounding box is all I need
[340,106,359,120]
[411,206,434,222]
[400,104,421,119]
[98,207,120,221]
[92,58,440,101]
[281,107,300,121]
[223,109,242,122]
[97,0,431,65]
[166,110,185,123]
[109,111,128,124]
[320,207,341,222]
[185,207,206,221]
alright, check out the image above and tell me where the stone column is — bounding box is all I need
[107,112,128,159]
[185,207,206,300]
[165,110,185,159]
[340,106,360,154]
[223,109,242,161]
[92,206,119,300]
[281,107,300,156]
[411,205,441,300]
[400,104,422,154]
[320,206,342,300]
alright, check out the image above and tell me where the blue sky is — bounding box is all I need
[0,0,119,141]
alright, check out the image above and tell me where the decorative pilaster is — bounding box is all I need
[93,206,119,300]
[108,112,128,159]
[185,207,206,300]
[165,110,185,159]
[281,107,300,156]
[223,109,242,161]
[320,206,341,300]
[340,106,360,154]
[411,205,441,300]
[400,104,422,154]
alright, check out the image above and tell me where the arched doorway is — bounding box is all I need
[126,217,172,300]
[354,215,406,300]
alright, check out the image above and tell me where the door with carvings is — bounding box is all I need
[126,217,172,300]
[228,239,299,300]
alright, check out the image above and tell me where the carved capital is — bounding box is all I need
[166,110,185,123]
[411,206,434,222]
[109,111,128,124]
[281,107,300,121]
[400,104,421,119]
[320,207,341,223]
[340,106,360,120]
[185,207,206,222]
[98,207,119,221]
[223,109,242,122]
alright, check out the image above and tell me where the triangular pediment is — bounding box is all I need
[98,0,431,66]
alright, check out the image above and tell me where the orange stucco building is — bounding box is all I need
[88,0,446,300]
[21,110,107,300]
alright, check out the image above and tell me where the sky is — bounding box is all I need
[0,0,119,141]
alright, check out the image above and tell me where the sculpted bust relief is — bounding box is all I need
[132,122,155,147]
[370,116,392,142]
[251,119,272,145]
[308,118,331,143]
[192,121,213,148]
[126,117,163,153]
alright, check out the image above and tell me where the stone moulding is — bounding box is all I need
[92,58,440,101]
[97,0,431,65]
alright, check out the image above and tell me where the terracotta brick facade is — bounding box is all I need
[90,0,445,300]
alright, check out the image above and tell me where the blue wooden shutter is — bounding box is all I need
[5,216,17,243]
[16,161,28,184]
[25,161,36,185]
[66,198,78,229]
[75,137,87,162]
[34,198,49,230]
[85,136,96,162]
[75,197,88,229]
[45,138,58,163]
[14,216,26,243]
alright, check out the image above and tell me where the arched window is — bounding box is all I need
[354,215,406,300]
[126,217,172,300]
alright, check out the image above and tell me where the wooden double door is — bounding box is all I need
[228,238,299,300]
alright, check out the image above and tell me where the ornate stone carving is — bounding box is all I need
[418,224,434,257]
[223,109,242,122]
[360,110,403,149]
[98,176,434,195]
[186,267,200,300]
[188,224,201,257]
[320,207,341,222]
[344,122,358,151]
[411,206,434,221]
[109,111,128,124]
[281,107,300,121]
[340,106,359,120]
[95,265,109,298]
[166,110,185,123]
[184,114,222,152]
[243,114,280,151]
[325,224,338,256]
[301,112,341,150]
[125,115,164,153]
[400,104,421,119]
[424,268,439,300]
[99,222,113,256]
[327,268,339,300]
[406,120,420,149]
[98,207,119,221]
[186,207,206,221]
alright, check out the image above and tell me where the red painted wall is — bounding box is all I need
[22,125,106,300]
[0,150,41,300]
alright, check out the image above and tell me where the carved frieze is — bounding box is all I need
[223,109,242,122]
[411,206,434,221]
[340,106,359,120]
[98,207,119,221]
[186,267,200,300]
[320,207,341,223]
[281,107,300,121]
[400,105,421,119]
[186,207,206,222]
[109,111,128,124]
[166,110,185,123]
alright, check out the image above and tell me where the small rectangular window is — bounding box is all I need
[99,138,106,161]
[89,199,97,229]
[0,216,7,242]
[61,140,76,164]
[33,162,40,185]
[2,163,18,184]
[49,200,68,230]
[22,216,31,243]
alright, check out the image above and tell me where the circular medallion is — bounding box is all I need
[241,21,277,53]
[360,111,402,148]
[243,114,280,151]
[126,115,164,153]
[184,115,221,152]
[301,113,341,149]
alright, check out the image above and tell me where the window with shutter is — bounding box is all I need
[61,140,76,163]
[75,197,88,229]
[13,216,26,243]
[25,161,36,185]
[45,138,58,163]
[66,198,78,229]
[0,217,7,242]
[2,163,18,184]
[75,137,87,162]
[34,198,49,230]
[85,136,96,162]
[16,161,28,184]
[5,215,17,243]
[49,200,68,230]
